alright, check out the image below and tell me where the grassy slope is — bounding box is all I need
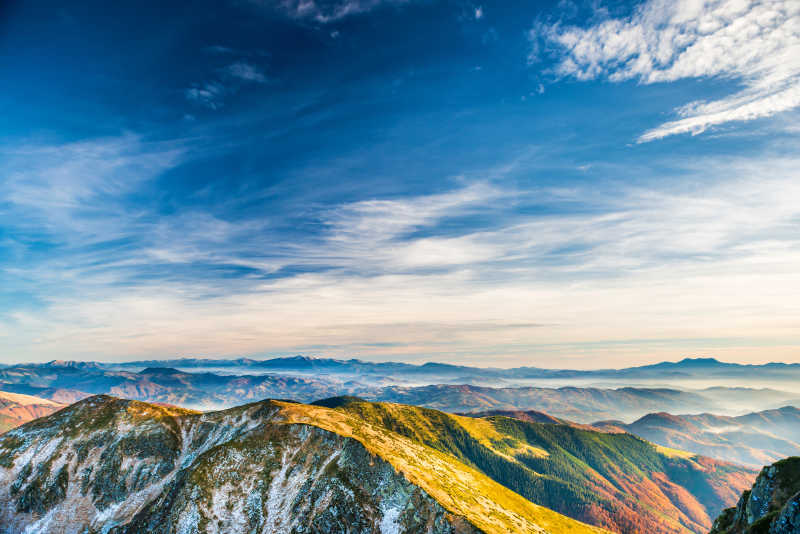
[307,398,756,534]
[276,400,607,534]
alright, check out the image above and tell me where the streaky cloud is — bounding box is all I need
[534,0,800,141]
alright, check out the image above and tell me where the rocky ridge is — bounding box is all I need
[0,395,606,534]
[709,457,800,534]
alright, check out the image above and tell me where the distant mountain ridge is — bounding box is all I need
[102,355,800,380]
[0,391,65,434]
[1,361,797,421]
[592,407,800,467]
[473,405,800,469]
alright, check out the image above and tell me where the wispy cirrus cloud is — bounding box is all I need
[185,82,226,109]
[185,61,267,109]
[5,132,800,365]
[268,0,408,23]
[226,61,268,83]
[0,135,183,236]
[533,0,800,141]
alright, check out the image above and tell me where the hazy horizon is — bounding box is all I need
[6,353,800,372]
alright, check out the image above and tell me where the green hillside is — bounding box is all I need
[313,397,756,534]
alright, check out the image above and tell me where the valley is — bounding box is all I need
[0,357,797,534]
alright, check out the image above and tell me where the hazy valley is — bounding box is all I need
[0,356,798,533]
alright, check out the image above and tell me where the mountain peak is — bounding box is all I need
[676,357,723,366]
[0,395,605,534]
[44,360,101,369]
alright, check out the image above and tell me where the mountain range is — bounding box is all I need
[0,395,607,534]
[104,356,800,387]
[0,395,757,534]
[2,360,798,422]
[592,407,800,468]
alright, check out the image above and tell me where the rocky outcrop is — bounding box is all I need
[709,457,800,533]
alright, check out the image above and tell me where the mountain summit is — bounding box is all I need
[0,395,606,534]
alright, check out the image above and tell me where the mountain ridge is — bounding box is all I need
[0,395,607,534]
[2,362,797,421]
[14,355,800,379]
[592,407,800,467]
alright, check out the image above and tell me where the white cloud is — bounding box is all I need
[0,135,183,238]
[535,0,800,141]
[186,61,267,109]
[226,61,267,83]
[5,135,800,366]
[474,6,483,20]
[185,82,225,109]
[271,0,407,23]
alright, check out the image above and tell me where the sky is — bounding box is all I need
[1,0,799,367]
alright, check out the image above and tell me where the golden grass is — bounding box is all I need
[275,401,608,534]
[453,414,549,461]
[654,444,696,460]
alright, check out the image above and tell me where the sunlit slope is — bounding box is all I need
[312,397,756,534]
[0,390,65,433]
[0,395,606,534]
[278,400,605,534]
[598,408,800,467]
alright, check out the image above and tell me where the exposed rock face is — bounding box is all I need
[0,396,477,534]
[709,457,800,534]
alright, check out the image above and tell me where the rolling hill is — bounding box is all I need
[592,407,800,467]
[0,363,357,410]
[0,362,755,421]
[0,391,65,434]
[366,384,717,422]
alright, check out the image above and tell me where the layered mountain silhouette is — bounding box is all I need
[593,407,800,467]
[3,359,798,421]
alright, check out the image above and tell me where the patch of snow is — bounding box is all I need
[379,503,402,534]
[23,508,57,534]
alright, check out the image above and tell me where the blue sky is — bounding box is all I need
[1,0,799,366]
